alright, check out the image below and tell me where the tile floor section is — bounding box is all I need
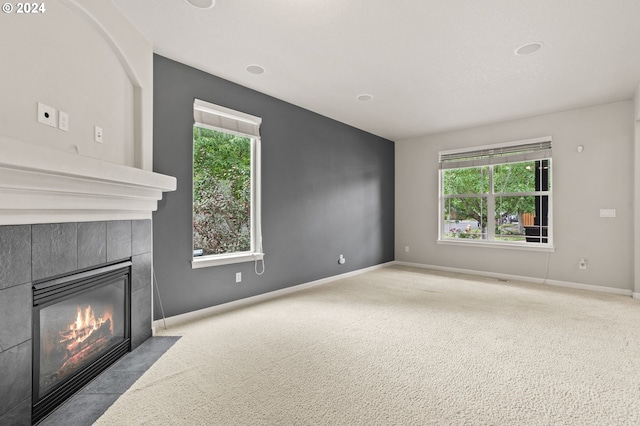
[38,336,180,426]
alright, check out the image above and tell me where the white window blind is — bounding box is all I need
[440,137,552,170]
[194,99,261,139]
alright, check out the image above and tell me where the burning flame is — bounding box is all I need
[60,305,113,351]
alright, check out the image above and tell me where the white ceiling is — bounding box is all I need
[112,0,640,141]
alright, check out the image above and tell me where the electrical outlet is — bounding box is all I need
[599,209,616,218]
[405,246,410,252]
[37,102,56,127]
[578,258,587,270]
[94,125,103,143]
[58,111,69,132]
[338,254,346,265]
[235,272,241,283]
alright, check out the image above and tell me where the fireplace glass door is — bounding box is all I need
[38,280,126,398]
[32,261,131,423]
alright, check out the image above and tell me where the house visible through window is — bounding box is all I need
[192,99,264,268]
[439,137,552,248]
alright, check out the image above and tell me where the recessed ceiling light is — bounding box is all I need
[185,0,215,9]
[515,42,544,56]
[246,65,265,75]
[357,94,373,102]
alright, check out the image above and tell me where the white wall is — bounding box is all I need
[0,0,152,169]
[396,101,634,292]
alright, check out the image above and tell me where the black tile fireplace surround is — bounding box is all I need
[0,220,153,425]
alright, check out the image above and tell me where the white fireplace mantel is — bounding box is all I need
[0,136,177,225]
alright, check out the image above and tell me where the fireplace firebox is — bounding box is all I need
[32,260,132,424]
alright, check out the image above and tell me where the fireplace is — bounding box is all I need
[0,120,175,424]
[0,220,160,425]
[32,261,132,424]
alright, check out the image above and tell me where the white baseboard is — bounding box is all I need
[153,261,394,332]
[394,261,545,284]
[545,279,633,296]
[393,261,634,297]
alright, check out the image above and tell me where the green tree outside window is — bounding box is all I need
[193,127,252,256]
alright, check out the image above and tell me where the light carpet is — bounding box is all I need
[95,266,640,425]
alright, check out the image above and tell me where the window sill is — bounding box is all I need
[191,252,265,269]
[437,239,555,252]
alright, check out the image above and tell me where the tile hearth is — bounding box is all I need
[38,336,179,426]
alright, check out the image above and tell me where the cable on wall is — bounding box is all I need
[152,267,168,330]
[254,234,265,276]
[255,257,265,275]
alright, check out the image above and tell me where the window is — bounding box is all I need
[192,99,264,268]
[439,137,552,249]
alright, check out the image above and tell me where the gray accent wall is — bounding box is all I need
[152,55,395,319]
